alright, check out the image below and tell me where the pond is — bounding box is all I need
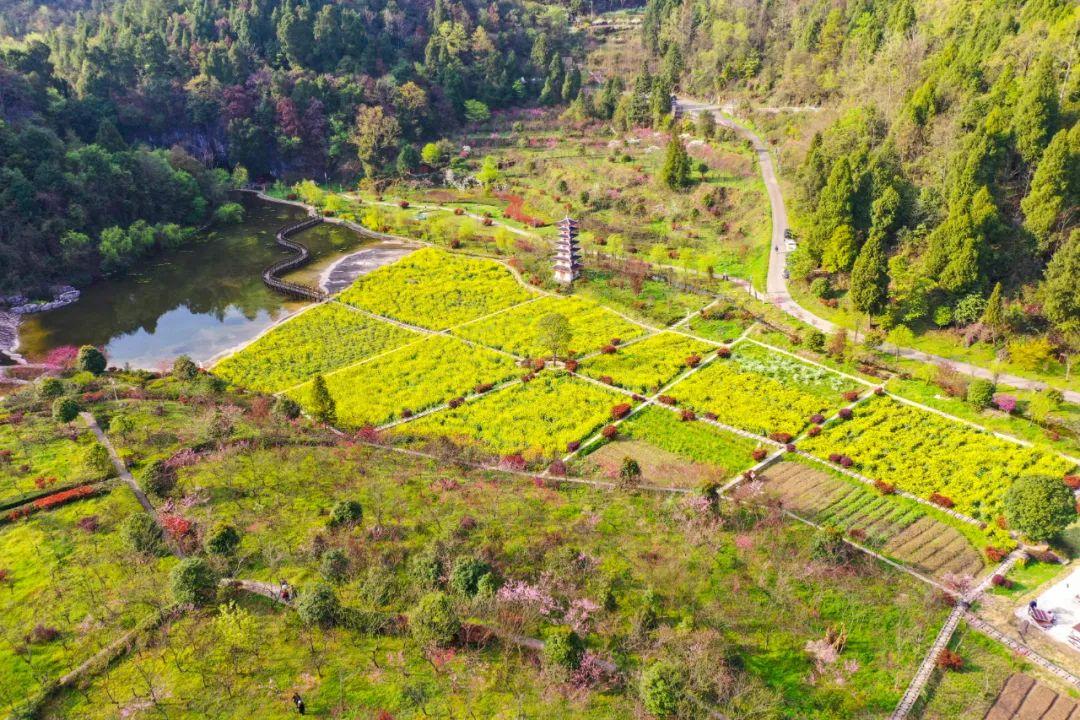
[17,196,369,370]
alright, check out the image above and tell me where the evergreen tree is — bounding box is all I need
[982,282,1005,342]
[697,110,716,139]
[1042,229,1080,338]
[1022,124,1078,253]
[1013,54,1059,165]
[561,65,582,103]
[310,374,336,424]
[808,157,855,264]
[822,224,858,273]
[849,232,889,315]
[659,135,691,190]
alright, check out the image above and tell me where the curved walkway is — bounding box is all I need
[674,97,1079,405]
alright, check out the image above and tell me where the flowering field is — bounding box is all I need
[336,248,535,330]
[213,303,418,393]
[0,414,100,502]
[452,295,646,358]
[667,355,840,437]
[288,335,520,428]
[730,343,861,398]
[0,490,175,715]
[399,373,623,459]
[577,332,715,392]
[799,397,1076,521]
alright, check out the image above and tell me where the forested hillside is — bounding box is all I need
[642,0,1079,365]
[0,0,587,293]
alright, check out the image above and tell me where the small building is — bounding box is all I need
[554,216,582,284]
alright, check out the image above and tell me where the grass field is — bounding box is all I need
[0,414,99,502]
[0,489,175,716]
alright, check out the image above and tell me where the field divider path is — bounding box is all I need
[562,334,754,465]
[963,612,1080,689]
[80,411,186,557]
[889,605,966,720]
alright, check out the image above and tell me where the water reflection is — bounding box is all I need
[18,197,366,369]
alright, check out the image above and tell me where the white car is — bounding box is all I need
[785,240,797,252]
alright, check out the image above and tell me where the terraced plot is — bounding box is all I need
[0,415,100,503]
[577,332,715,392]
[453,295,646,358]
[984,674,1080,720]
[213,303,417,393]
[799,396,1075,521]
[287,334,520,428]
[760,462,984,580]
[399,372,623,460]
[337,247,534,330]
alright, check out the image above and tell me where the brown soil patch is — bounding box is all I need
[985,673,1079,719]
[583,439,723,488]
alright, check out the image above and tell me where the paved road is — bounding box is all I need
[674,97,1080,404]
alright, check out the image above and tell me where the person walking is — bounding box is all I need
[292,693,306,715]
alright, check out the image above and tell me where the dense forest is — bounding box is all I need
[641,0,1079,355]
[0,0,589,293]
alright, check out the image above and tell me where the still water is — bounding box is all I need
[18,197,366,369]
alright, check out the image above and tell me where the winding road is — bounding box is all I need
[674,98,1080,404]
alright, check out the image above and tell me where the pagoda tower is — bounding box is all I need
[553,216,582,284]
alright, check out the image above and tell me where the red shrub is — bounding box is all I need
[716,346,731,358]
[703,412,718,421]
[611,403,632,420]
[33,485,97,511]
[448,397,465,409]
[610,338,622,346]
[680,409,696,422]
[990,574,1013,588]
[786,443,796,452]
[995,515,1008,530]
[398,200,410,208]
[657,395,676,406]
[475,383,493,394]
[77,515,100,533]
[548,460,567,476]
[807,426,822,437]
[521,372,535,383]
[873,480,896,495]
[935,649,964,671]
[600,376,614,385]
[1065,475,1080,490]
[33,476,57,490]
[532,358,546,371]
[985,546,1008,562]
[929,493,954,509]
[564,360,579,372]
[874,386,885,396]
[600,345,617,355]
[838,456,854,468]
[160,513,192,538]
[849,528,866,541]
[842,390,861,402]
[566,441,581,453]
[400,408,413,419]
[356,425,381,444]
[286,193,299,201]
[769,432,793,444]
[1028,549,1061,564]
[500,454,527,471]
[752,448,768,461]
[810,413,826,424]
[601,425,618,439]
[838,408,853,420]
[632,394,646,402]
[454,207,465,216]
[685,355,701,368]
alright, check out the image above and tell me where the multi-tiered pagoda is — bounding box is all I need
[553,216,582,284]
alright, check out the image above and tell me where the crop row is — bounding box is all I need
[799,396,1076,521]
[214,303,417,393]
[398,372,623,460]
[577,332,715,393]
[288,335,521,428]
[453,295,646,358]
[336,247,534,330]
[730,343,860,398]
